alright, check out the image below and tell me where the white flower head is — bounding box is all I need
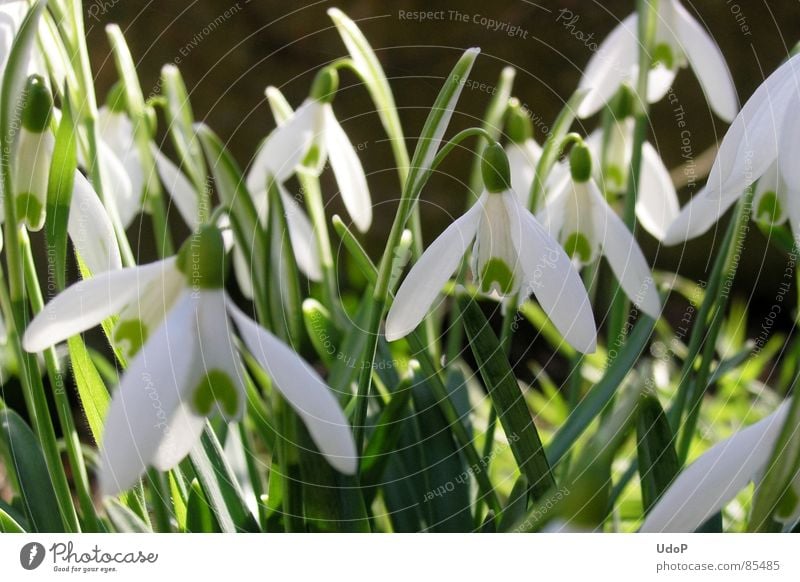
[386,143,597,354]
[22,226,357,495]
[540,143,661,318]
[664,54,800,246]
[641,400,799,532]
[578,0,738,122]
[585,120,679,241]
[7,75,121,274]
[246,68,372,233]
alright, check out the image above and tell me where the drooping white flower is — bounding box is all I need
[386,144,596,354]
[96,84,201,230]
[1,1,66,90]
[22,226,357,495]
[641,400,798,532]
[585,120,679,241]
[577,0,738,122]
[246,69,372,233]
[664,54,800,246]
[6,75,121,274]
[540,143,661,318]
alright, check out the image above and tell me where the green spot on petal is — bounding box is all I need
[605,165,625,192]
[15,192,44,230]
[652,43,675,70]
[480,257,516,295]
[564,232,592,264]
[192,369,239,418]
[114,319,148,357]
[756,191,782,224]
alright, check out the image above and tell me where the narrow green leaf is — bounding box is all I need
[636,393,679,514]
[459,296,555,500]
[104,498,152,533]
[0,409,64,532]
[168,471,188,531]
[547,316,655,465]
[410,364,473,532]
[46,86,77,291]
[185,479,221,532]
[302,299,342,366]
[0,506,26,532]
[190,428,260,532]
[497,476,528,532]
[332,215,377,284]
[67,336,110,445]
[362,377,413,487]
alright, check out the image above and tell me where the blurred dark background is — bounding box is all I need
[85,0,800,329]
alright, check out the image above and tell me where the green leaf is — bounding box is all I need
[104,498,152,533]
[0,409,64,532]
[459,296,555,500]
[547,316,655,465]
[332,215,377,284]
[45,86,77,291]
[405,47,479,199]
[497,476,529,532]
[0,506,26,532]
[361,377,413,487]
[185,479,221,532]
[636,393,679,514]
[410,363,473,532]
[302,299,342,366]
[67,336,110,445]
[189,428,260,532]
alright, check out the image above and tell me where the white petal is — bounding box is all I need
[279,184,322,282]
[323,105,372,232]
[68,172,122,275]
[152,147,200,230]
[513,197,597,354]
[99,292,198,495]
[753,161,786,225]
[245,100,315,191]
[641,402,791,532]
[227,302,357,475]
[150,403,206,472]
[98,142,139,228]
[646,64,677,104]
[778,101,800,189]
[662,185,741,245]
[22,258,176,352]
[672,0,738,122]
[577,14,638,118]
[588,182,661,318]
[385,200,483,341]
[232,245,254,300]
[506,140,541,205]
[635,142,680,240]
[706,55,798,200]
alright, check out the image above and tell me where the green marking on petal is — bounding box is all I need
[756,191,782,224]
[480,257,516,295]
[114,319,148,357]
[192,369,239,418]
[651,43,675,70]
[15,192,44,230]
[564,232,592,264]
[605,165,625,192]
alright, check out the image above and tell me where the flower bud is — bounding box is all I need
[569,142,593,183]
[481,142,511,193]
[310,68,339,104]
[177,225,228,289]
[505,99,532,144]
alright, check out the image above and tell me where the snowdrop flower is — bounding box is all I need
[6,75,121,273]
[97,84,200,230]
[247,68,372,233]
[584,118,679,241]
[641,400,797,532]
[22,225,357,495]
[577,0,738,122]
[540,143,661,318]
[503,100,543,205]
[386,143,597,354]
[1,1,66,89]
[664,54,800,246]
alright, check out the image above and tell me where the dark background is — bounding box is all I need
[86,0,800,325]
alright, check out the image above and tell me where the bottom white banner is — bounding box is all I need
[0,534,797,580]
